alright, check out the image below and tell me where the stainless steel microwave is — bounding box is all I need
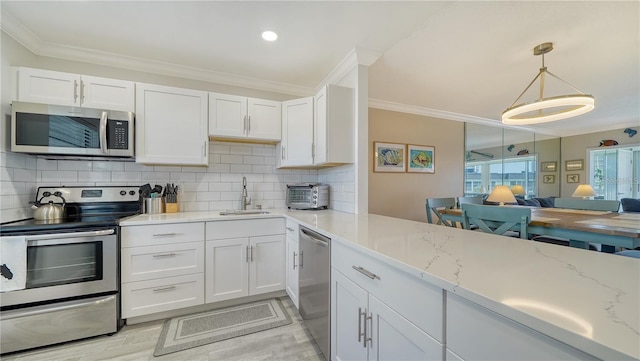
[11,101,134,158]
[286,183,329,210]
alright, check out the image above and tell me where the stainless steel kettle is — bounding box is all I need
[31,191,66,221]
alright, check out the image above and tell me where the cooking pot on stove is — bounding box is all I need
[31,191,66,221]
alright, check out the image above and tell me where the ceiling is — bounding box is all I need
[2,1,638,138]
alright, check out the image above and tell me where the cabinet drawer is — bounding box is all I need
[121,273,204,318]
[206,218,284,240]
[121,222,204,247]
[332,240,443,342]
[121,241,204,282]
[285,219,299,240]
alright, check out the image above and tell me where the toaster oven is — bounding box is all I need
[286,184,329,210]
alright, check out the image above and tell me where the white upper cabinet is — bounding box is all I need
[135,83,209,165]
[314,84,354,166]
[277,97,314,168]
[209,93,281,142]
[16,67,134,112]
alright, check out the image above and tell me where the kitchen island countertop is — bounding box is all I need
[120,209,640,360]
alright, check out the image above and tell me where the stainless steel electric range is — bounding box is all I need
[0,186,140,354]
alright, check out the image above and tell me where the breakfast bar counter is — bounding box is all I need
[120,209,639,360]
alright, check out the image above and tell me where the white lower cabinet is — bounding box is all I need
[332,269,442,361]
[120,222,205,319]
[285,219,300,308]
[205,219,285,303]
[331,241,443,361]
[446,292,600,361]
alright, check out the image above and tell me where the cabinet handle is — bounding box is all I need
[365,312,373,348]
[286,226,294,232]
[299,251,303,269]
[73,80,78,102]
[248,115,251,133]
[153,233,178,237]
[282,146,286,160]
[153,286,176,293]
[250,245,254,262]
[80,81,85,102]
[243,115,247,134]
[152,253,176,258]
[293,252,297,269]
[311,143,314,159]
[358,307,365,344]
[202,141,207,157]
[246,245,250,263]
[352,266,381,280]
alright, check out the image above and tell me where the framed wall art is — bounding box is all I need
[543,175,556,184]
[541,161,557,172]
[374,142,405,172]
[407,144,435,173]
[566,174,580,183]
[565,159,584,171]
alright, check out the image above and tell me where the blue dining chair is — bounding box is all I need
[615,250,640,258]
[461,204,531,239]
[425,197,457,227]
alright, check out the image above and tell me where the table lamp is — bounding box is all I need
[511,185,525,196]
[487,185,517,206]
[572,184,597,199]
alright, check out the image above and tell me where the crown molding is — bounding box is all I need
[367,98,556,134]
[1,11,314,97]
[316,47,381,92]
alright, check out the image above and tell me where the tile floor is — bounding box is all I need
[2,298,324,361]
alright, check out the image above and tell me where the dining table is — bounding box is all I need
[439,206,640,250]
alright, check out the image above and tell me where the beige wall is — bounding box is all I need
[368,108,464,223]
[560,126,639,197]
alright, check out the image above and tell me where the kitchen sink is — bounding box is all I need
[219,210,271,216]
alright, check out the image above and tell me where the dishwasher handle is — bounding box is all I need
[300,226,330,248]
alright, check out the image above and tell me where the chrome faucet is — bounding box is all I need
[241,176,251,210]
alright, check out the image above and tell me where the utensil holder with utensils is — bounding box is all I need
[143,197,164,214]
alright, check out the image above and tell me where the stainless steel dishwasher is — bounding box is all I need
[298,226,330,360]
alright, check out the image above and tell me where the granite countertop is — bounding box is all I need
[120,209,640,360]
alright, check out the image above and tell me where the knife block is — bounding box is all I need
[165,202,178,213]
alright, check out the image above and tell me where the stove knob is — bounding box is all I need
[120,190,127,196]
[129,190,136,196]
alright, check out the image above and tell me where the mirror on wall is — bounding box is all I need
[464,123,560,198]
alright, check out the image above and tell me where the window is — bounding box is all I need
[589,146,639,200]
[465,155,537,196]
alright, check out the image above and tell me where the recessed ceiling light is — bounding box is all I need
[261,31,278,42]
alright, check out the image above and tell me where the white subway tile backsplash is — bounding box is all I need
[111,172,142,182]
[36,158,58,171]
[230,164,252,173]
[77,171,111,183]
[243,156,264,165]
[124,162,153,172]
[40,170,78,183]
[210,144,230,154]
[208,164,230,173]
[58,160,92,171]
[0,167,13,182]
[141,172,171,182]
[197,173,221,183]
[221,154,243,164]
[93,161,125,172]
[209,182,233,192]
[229,145,252,155]
[1,141,356,222]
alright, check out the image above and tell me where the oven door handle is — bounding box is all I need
[26,229,115,242]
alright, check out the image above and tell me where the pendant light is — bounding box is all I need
[502,42,595,125]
